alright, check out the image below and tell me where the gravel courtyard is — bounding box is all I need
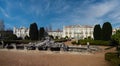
[0,46,115,66]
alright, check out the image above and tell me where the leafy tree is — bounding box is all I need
[0,30,16,40]
[93,24,102,40]
[7,34,17,40]
[87,36,93,40]
[102,22,112,41]
[112,30,120,46]
[29,23,38,40]
[25,35,30,40]
[55,36,58,39]
[44,31,48,37]
[39,27,45,40]
[112,30,120,53]
[65,36,68,39]
[49,35,54,39]
[17,37,22,40]
[0,20,5,31]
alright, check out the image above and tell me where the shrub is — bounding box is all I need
[54,38,67,42]
[71,41,77,45]
[110,58,120,66]
[91,40,110,46]
[116,46,120,51]
[77,40,80,44]
[105,52,120,66]
[76,39,110,46]
[105,52,118,61]
[25,36,30,40]
[3,40,31,44]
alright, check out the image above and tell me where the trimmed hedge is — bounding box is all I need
[105,52,120,66]
[105,52,118,61]
[71,39,110,46]
[116,46,120,51]
[71,41,76,45]
[54,39,67,42]
[3,40,31,44]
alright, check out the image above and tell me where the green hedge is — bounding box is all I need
[71,41,76,45]
[117,46,120,51]
[71,39,110,46]
[54,39,67,42]
[105,52,120,66]
[3,40,31,44]
[71,41,80,45]
[105,52,118,61]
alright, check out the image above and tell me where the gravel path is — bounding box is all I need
[0,46,115,66]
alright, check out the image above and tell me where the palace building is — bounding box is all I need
[48,30,63,39]
[63,25,94,39]
[13,27,29,39]
[13,25,94,39]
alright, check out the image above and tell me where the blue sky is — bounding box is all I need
[0,0,120,30]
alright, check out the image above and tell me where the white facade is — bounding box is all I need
[112,27,120,35]
[13,27,29,39]
[13,25,94,39]
[63,25,94,39]
[48,31,63,39]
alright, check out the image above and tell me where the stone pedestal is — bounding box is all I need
[36,47,39,51]
[60,48,64,51]
[13,44,16,50]
[24,46,27,51]
[47,47,51,51]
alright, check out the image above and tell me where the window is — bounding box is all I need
[66,32,68,34]
[69,32,72,34]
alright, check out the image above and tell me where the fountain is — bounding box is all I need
[0,37,101,53]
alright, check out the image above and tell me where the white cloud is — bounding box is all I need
[61,0,120,27]
[87,0,118,18]
[0,7,10,18]
[2,0,120,29]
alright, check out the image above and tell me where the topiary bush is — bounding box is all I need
[54,38,67,42]
[76,39,110,46]
[3,40,31,44]
[71,41,77,45]
[110,58,120,66]
[116,46,120,51]
[105,52,118,61]
[105,52,120,66]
